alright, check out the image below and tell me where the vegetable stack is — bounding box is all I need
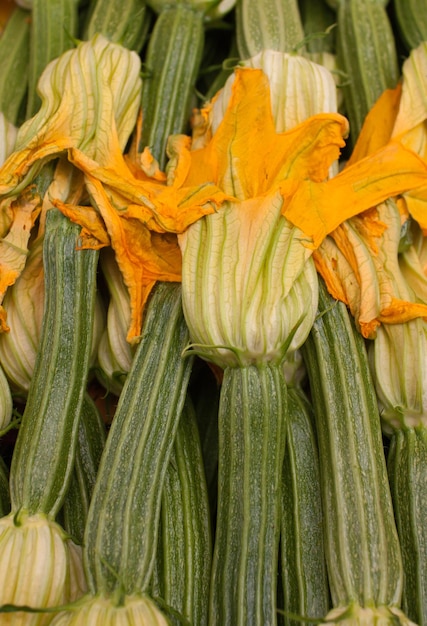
[0,1,427,625]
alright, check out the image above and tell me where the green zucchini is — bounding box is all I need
[0,6,30,125]
[301,278,408,623]
[26,0,79,118]
[209,363,287,626]
[153,396,212,626]
[236,0,306,57]
[83,282,193,597]
[82,0,151,53]
[387,427,427,625]
[59,392,107,546]
[393,0,427,52]
[139,4,205,168]
[280,386,330,626]
[335,0,399,144]
[9,208,99,518]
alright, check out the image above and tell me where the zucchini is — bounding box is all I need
[335,0,399,144]
[26,0,79,118]
[0,6,30,125]
[10,208,99,518]
[82,0,151,53]
[393,0,427,52]
[387,427,427,625]
[280,386,330,626]
[59,393,107,546]
[83,282,193,597]
[236,0,306,58]
[139,4,205,168]
[301,278,408,623]
[153,396,212,626]
[209,363,287,626]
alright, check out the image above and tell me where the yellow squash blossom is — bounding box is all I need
[160,66,427,365]
[314,41,427,338]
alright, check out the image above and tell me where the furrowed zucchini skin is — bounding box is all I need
[59,393,106,546]
[0,7,30,125]
[209,363,287,626]
[387,427,427,626]
[301,279,403,608]
[139,5,204,168]
[26,0,79,118]
[82,0,151,53]
[83,282,193,597]
[280,386,330,626]
[336,0,399,144]
[9,209,99,519]
[393,0,427,52]
[153,397,212,626]
[236,0,306,57]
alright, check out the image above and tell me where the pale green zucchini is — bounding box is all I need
[83,282,193,598]
[301,278,407,623]
[0,6,30,124]
[26,0,79,118]
[82,0,151,53]
[152,396,212,626]
[9,208,99,518]
[393,0,427,52]
[236,0,306,57]
[139,4,205,168]
[387,427,427,625]
[335,0,399,144]
[209,363,287,626]
[280,386,330,626]
[59,392,106,546]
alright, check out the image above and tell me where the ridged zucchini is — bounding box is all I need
[0,6,30,125]
[9,208,99,518]
[393,0,427,52]
[152,396,212,626]
[335,0,399,144]
[236,0,306,57]
[301,278,407,622]
[209,363,287,626]
[280,386,330,626]
[83,282,193,597]
[387,427,427,625]
[139,4,205,168]
[59,392,106,546]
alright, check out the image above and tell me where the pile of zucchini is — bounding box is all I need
[0,0,426,625]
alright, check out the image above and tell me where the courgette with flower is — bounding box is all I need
[139,0,236,169]
[301,277,413,626]
[158,49,427,624]
[49,282,193,625]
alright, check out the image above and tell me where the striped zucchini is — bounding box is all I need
[83,282,193,597]
[139,4,205,168]
[387,427,427,625]
[26,0,79,118]
[301,278,407,623]
[0,6,30,125]
[280,386,330,626]
[393,0,427,52]
[236,0,306,58]
[59,393,106,546]
[152,396,212,626]
[10,208,99,518]
[82,0,151,53]
[335,0,399,144]
[209,363,287,626]
[298,0,336,54]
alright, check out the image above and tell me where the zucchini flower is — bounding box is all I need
[0,34,142,330]
[49,594,170,625]
[0,511,86,625]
